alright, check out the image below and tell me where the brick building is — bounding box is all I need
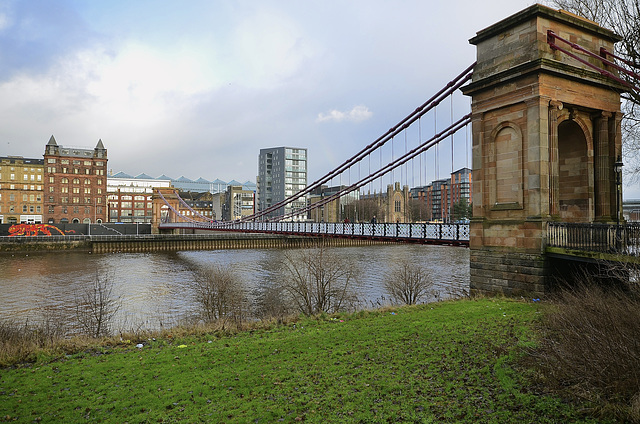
[0,156,44,224]
[43,136,108,223]
[107,173,171,223]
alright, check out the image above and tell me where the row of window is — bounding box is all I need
[47,159,104,166]
[0,166,42,172]
[0,205,42,213]
[0,184,42,191]
[0,174,42,181]
[54,197,102,204]
[48,206,103,214]
[46,167,105,175]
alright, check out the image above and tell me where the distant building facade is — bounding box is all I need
[308,185,359,222]
[257,147,307,220]
[107,175,171,223]
[0,156,44,224]
[411,167,472,222]
[43,136,108,224]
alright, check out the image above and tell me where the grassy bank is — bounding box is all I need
[0,299,609,423]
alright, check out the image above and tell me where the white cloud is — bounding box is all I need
[316,105,373,123]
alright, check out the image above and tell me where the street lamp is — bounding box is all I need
[614,156,624,225]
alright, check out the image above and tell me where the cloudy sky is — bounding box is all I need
[13,0,637,197]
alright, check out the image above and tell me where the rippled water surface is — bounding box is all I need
[0,244,469,331]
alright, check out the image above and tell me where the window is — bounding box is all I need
[61,159,69,165]
[62,167,67,173]
[61,177,68,184]
[29,195,34,202]
[22,194,28,201]
[84,197,90,203]
[74,169,79,174]
[47,158,56,164]
[97,179,103,185]
[96,198,102,204]
[61,197,68,203]
[22,205,27,212]
[72,187,79,194]
[10,174,14,180]
[84,188,91,194]
[37,175,41,181]
[49,177,54,183]
[96,161,103,167]
[73,160,80,165]
[23,174,27,181]
[61,187,68,193]
[49,196,54,202]
[84,179,91,184]
[48,206,54,213]
[85,169,90,175]
[49,187,54,193]
[73,178,79,184]
[73,206,79,213]
[73,197,79,203]
[97,188,102,194]
[84,161,91,166]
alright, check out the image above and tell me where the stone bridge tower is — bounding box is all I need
[462,5,624,295]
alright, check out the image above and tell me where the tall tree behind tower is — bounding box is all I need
[547,0,640,176]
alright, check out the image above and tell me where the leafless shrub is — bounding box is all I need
[75,271,121,338]
[383,260,433,305]
[280,245,359,316]
[534,263,640,422]
[254,283,293,321]
[192,265,248,326]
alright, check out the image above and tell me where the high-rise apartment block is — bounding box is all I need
[257,147,307,220]
[43,136,108,223]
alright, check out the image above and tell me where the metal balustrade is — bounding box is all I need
[547,222,640,257]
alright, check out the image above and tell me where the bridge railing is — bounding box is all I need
[547,222,640,256]
[161,221,470,244]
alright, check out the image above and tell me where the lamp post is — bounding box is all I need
[614,156,624,253]
[614,156,624,225]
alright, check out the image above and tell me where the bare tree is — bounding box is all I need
[280,245,359,316]
[75,272,121,338]
[545,0,640,176]
[384,260,433,305]
[193,265,248,325]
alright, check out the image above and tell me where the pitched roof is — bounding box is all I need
[111,171,133,178]
[135,173,154,179]
[157,174,173,180]
[47,135,57,146]
[175,176,193,182]
[195,177,211,183]
[95,139,105,149]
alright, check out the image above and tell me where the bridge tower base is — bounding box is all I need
[463,5,623,296]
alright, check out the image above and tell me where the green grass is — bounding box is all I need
[0,299,611,423]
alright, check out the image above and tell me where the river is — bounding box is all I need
[0,244,469,333]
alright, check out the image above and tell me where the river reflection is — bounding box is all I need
[0,244,469,332]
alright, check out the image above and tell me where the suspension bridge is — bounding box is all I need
[151,4,638,295]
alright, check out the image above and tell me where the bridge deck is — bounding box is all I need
[158,221,470,246]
